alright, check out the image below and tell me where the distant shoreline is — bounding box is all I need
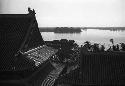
[39,27,125,32]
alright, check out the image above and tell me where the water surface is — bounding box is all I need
[41,29,125,49]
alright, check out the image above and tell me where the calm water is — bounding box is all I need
[41,29,125,49]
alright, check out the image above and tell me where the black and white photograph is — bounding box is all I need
[0,0,125,86]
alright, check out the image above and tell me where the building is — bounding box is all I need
[55,52,125,86]
[0,9,57,86]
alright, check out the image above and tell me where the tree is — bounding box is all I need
[92,43,100,52]
[110,39,114,45]
[120,43,125,51]
[100,45,105,52]
[84,41,91,51]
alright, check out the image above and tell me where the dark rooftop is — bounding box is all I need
[0,13,44,71]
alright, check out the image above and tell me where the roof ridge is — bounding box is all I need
[0,14,34,18]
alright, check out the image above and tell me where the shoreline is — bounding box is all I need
[39,27,125,32]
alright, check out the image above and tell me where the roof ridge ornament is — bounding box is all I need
[28,7,36,16]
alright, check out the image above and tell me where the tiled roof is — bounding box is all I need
[20,18,45,52]
[0,14,44,71]
[56,53,125,85]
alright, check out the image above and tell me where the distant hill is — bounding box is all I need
[39,27,55,32]
[39,27,81,33]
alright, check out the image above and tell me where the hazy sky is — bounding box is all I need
[0,0,125,27]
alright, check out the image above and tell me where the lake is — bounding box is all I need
[41,29,125,49]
